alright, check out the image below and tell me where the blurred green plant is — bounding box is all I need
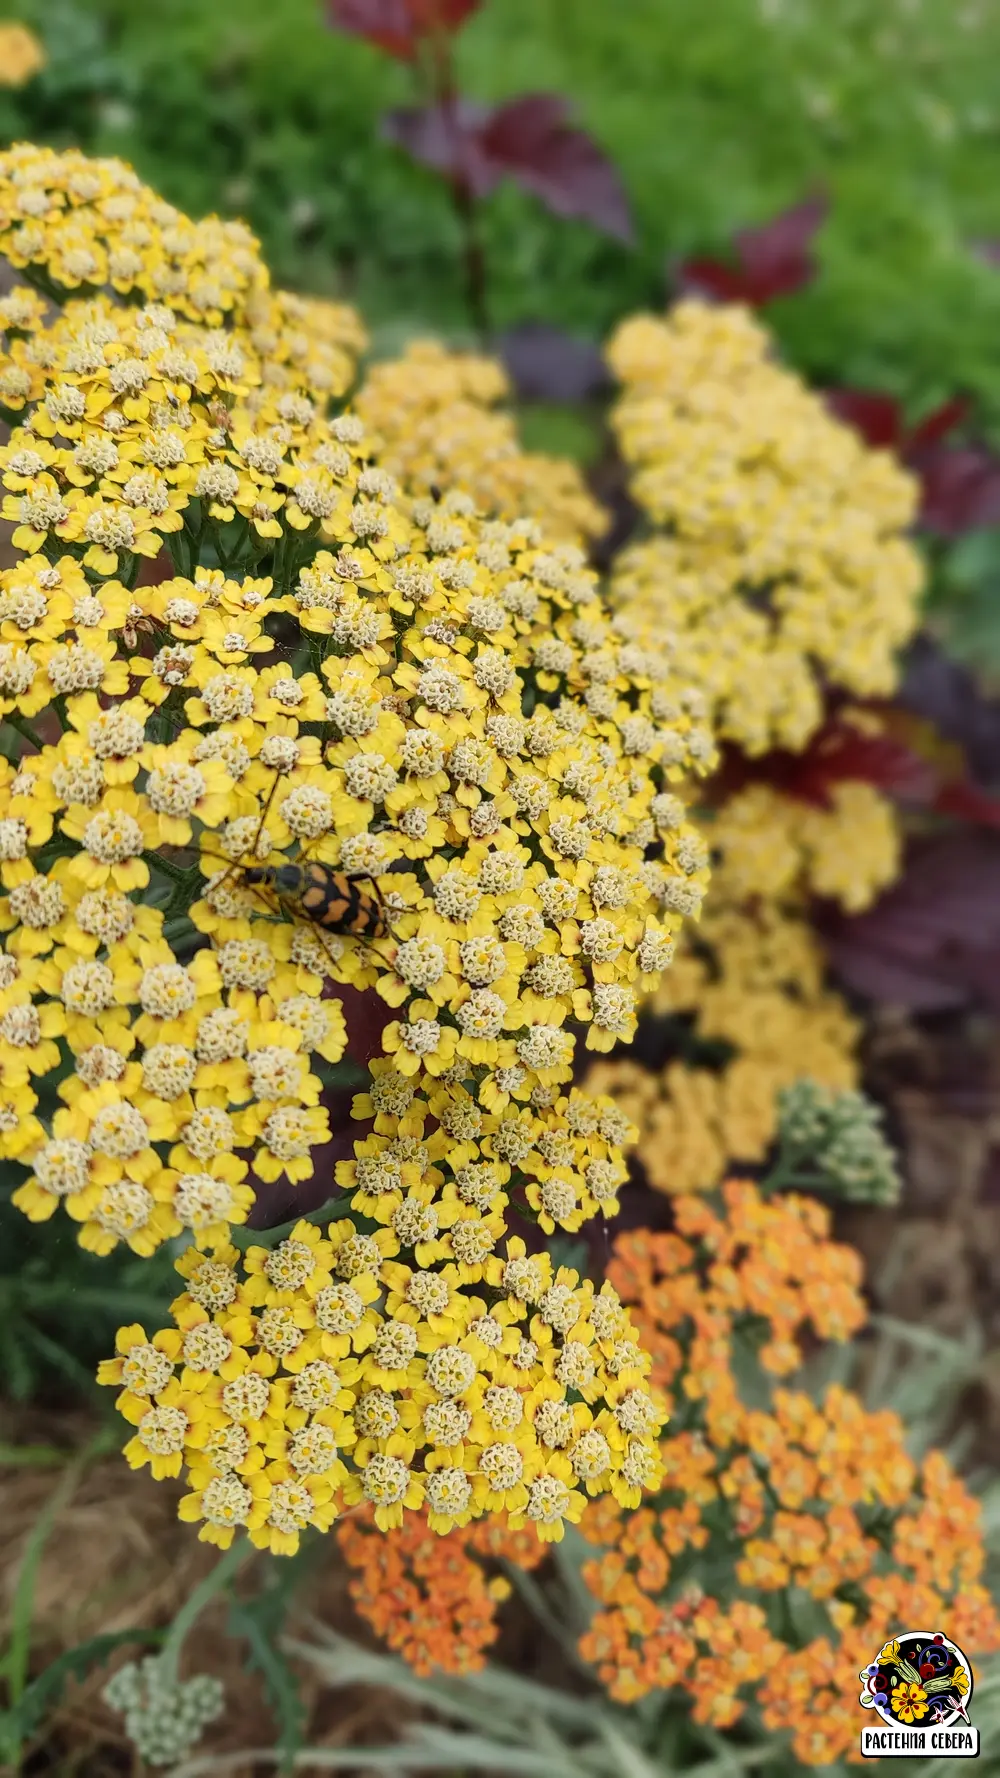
[4,0,1000,424]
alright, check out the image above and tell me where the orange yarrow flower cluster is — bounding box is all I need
[569,1183,1000,1757]
[337,1504,545,1675]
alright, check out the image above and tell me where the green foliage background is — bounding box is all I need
[5,0,1000,423]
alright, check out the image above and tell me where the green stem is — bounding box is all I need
[216,517,249,573]
[5,712,43,752]
[177,504,206,579]
[158,1537,249,1688]
[119,551,142,591]
[760,1149,819,1195]
[0,1428,113,1767]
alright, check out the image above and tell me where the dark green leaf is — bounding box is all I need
[228,1601,305,1773]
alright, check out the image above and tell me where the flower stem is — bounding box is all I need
[423,27,492,344]
[159,1536,250,1688]
[452,177,491,344]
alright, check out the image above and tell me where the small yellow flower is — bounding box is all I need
[60,786,159,892]
[118,1379,220,1480]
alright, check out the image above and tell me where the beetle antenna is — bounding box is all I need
[205,769,283,898]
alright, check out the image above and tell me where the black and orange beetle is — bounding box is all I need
[239,861,390,942]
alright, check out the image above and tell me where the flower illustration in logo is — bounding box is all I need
[892,1680,929,1724]
[860,1631,974,1732]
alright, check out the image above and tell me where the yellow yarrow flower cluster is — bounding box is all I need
[0,145,707,1541]
[0,143,269,323]
[707,779,900,915]
[0,144,710,1260]
[587,886,858,1195]
[607,300,924,755]
[355,339,606,546]
[97,1211,665,1554]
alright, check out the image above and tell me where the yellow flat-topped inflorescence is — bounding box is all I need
[607,299,924,755]
[355,338,607,546]
[0,143,716,1551]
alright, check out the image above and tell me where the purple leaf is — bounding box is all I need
[326,0,481,61]
[825,832,1000,1012]
[383,91,634,243]
[916,442,1000,536]
[381,99,490,187]
[498,321,610,402]
[479,95,633,242]
[828,386,1000,536]
[899,636,1000,786]
[972,238,1000,268]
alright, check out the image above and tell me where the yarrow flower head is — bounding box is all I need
[569,1182,1000,1752]
[606,299,924,756]
[355,339,605,546]
[776,1080,901,1207]
[0,26,45,89]
[0,143,711,1291]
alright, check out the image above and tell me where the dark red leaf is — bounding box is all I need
[825,388,904,450]
[326,0,480,60]
[827,387,1000,536]
[934,779,1000,829]
[719,716,939,809]
[337,982,394,1066]
[722,701,1000,835]
[498,321,609,402]
[676,192,826,307]
[910,396,970,450]
[478,94,633,242]
[734,192,828,292]
[676,257,755,304]
[246,984,390,1229]
[792,727,940,806]
[247,1084,371,1227]
[383,92,634,243]
[824,832,1000,1012]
